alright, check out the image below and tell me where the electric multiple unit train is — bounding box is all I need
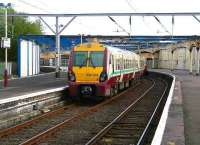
[67,42,146,99]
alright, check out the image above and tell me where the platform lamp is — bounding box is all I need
[0,3,12,87]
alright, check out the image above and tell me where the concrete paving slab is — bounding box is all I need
[154,69,200,145]
[162,80,185,145]
[0,72,68,100]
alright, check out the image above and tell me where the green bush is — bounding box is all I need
[0,8,43,62]
[0,63,4,76]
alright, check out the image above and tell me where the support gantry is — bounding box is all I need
[196,46,200,75]
[189,45,194,74]
[3,12,200,76]
[171,49,174,71]
[38,16,76,77]
[55,16,60,77]
[170,44,176,71]
[152,55,154,69]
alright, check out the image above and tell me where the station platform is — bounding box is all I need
[0,69,199,145]
[153,69,200,145]
[0,72,68,100]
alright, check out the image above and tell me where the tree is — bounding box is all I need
[0,8,43,62]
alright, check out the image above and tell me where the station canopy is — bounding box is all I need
[19,35,200,51]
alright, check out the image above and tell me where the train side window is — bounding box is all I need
[125,59,127,69]
[127,59,128,69]
[118,58,120,70]
[115,58,117,70]
[115,58,118,70]
[117,59,119,70]
[124,59,126,69]
[109,55,113,64]
[112,55,114,73]
[131,60,133,67]
[128,60,129,68]
[120,56,124,69]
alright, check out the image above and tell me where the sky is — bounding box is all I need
[2,0,200,36]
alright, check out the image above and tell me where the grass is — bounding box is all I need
[0,75,3,80]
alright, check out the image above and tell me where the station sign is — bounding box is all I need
[1,37,11,48]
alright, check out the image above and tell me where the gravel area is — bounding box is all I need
[40,79,154,145]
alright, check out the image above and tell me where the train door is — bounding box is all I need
[109,54,114,76]
[131,56,135,78]
[119,54,123,82]
[112,55,114,74]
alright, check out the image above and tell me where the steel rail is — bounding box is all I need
[20,82,144,145]
[85,79,155,145]
[1,12,200,17]
[136,79,168,145]
[0,104,75,138]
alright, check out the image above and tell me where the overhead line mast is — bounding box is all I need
[2,12,200,17]
[1,12,200,78]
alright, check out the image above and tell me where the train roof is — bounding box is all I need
[73,42,138,56]
[105,45,137,55]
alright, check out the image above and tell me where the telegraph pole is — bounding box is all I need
[0,3,11,87]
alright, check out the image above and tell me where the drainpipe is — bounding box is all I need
[189,46,193,74]
[152,54,154,69]
[196,47,200,75]
[171,50,174,71]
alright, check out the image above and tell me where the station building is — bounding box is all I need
[16,35,200,77]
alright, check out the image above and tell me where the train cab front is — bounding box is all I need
[67,43,109,99]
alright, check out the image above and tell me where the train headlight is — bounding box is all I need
[68,71,76,82]
[99,71,108,82]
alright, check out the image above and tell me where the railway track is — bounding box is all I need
[0,79,147,145]
[86,78,168,145]
[0,77,165,145]
[36,78,155,145]
[0,103,90,145]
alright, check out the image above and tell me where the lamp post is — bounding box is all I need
[0,3,11,87]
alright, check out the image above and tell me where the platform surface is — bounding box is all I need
[0,73,68,100]
[154,69,200,145]
[1,70,199,145]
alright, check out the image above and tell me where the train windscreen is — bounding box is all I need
[89,52,104,67]
[73,51,88,67]
[73,51,104,67]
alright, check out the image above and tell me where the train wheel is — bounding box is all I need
[129,80,133,86]
[125,81,129,88]
[110,87,115,97]
[71,96,81,102]
[114,84,118,95]
[95,96,105,102]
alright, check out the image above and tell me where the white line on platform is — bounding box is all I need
[151,72,176,145]
[0,86,68,104]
